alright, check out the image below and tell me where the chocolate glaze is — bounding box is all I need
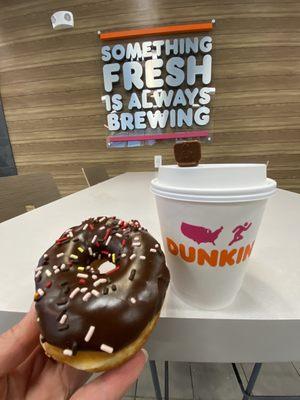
[34,217,170,355]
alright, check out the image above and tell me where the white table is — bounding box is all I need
[1,172,300,365]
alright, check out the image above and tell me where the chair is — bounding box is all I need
[81,165,109,187]
[0,173,61,223]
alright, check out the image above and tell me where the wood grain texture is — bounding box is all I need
[0,0,300,196]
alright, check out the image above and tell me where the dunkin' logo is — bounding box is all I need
[181,222,223,245]
[166,221,254,268]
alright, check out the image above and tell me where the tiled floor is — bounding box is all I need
[124,362,300,399]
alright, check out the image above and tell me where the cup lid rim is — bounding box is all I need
[160,163,267,170]
[151,177,277,202]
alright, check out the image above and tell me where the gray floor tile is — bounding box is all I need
[126,362,300,399]
[242,362,300,396]
[136,361,164,398]
[168,362,193,399]
[191,363,242,400]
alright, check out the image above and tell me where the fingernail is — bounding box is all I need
[141,348,149,362]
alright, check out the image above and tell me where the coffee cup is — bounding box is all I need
[151,163,277,310]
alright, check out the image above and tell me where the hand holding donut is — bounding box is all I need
[34,216,170,371]
[0,304,148,400]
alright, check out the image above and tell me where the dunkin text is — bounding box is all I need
[166,237,255,267]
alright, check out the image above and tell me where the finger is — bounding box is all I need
[60,363,91,396]
[0,303,39,375]
[18,342,90,396]
[20,346,91,400]
[18,344,44,377]
[71,349,148,400]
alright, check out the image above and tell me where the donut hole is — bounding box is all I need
[98,261,116,274]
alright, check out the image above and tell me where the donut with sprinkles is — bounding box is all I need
[34,216,170,371]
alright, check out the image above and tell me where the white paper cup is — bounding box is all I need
[151,164,277,310]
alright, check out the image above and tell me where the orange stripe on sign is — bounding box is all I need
[99,22,213,41]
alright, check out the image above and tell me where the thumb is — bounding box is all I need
[71,349,148,400]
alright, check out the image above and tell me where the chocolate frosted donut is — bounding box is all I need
[34,216,169,371]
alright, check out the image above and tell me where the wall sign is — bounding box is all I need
[99,22,215,146]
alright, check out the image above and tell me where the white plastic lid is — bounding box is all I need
[151,163,277,203]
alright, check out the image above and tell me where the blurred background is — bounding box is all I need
[0,0,299,198]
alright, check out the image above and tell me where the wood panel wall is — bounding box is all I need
[0,0,299,196]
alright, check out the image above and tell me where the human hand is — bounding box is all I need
[0,305,147,399]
